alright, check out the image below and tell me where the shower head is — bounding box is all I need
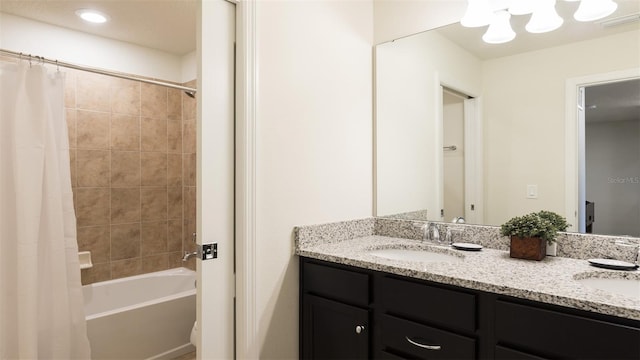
[185,91,196,99]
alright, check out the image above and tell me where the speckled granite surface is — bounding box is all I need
[294,218,640,320]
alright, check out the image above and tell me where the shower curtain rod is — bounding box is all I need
[0,48,197,94]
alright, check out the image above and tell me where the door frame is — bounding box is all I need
[564,68,640,232]
[436,80,483,224]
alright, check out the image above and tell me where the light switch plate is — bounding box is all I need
[526,184,538,199]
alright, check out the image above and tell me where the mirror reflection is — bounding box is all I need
[375,1,640,237]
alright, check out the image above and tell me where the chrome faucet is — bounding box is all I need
[182,251,198,262]
[423,223,441,243]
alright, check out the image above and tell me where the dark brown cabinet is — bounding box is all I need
[300,257,640,360]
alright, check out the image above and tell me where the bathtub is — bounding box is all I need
[83,267,196,360]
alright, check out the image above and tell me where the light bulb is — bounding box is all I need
[482,11,516,44]
[574,0,618,22]
[461,0,495,28]
[75,9,109,24]
[508,0,536,16]
[526,0,564,33]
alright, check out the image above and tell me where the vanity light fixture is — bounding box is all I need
[525,0,564,34]
[75,9,109,24]
[461,0,619,44]
[574,0,618,22]
[483,10,517,44]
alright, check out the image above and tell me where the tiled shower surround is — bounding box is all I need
[63,69,197,284]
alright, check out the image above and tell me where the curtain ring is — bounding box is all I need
[28,54,32,68]
[56,60,60,72]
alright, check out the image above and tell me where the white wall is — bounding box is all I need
[483,30,640,226]
[255,0,373,358]
[373,0,465,44]
[375,29,481,218]
[0,13,193,83]
[586,119,640,237]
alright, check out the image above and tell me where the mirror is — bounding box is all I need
[375,1,640,236]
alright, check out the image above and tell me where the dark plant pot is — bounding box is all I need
[510,236,546,261]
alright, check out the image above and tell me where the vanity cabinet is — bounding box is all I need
[300,257,640,360]
[301,260,371,359]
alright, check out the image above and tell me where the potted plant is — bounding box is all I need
[500,211,569,261]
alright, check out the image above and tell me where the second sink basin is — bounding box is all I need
[367,248,462,264]
[575,277,640,299]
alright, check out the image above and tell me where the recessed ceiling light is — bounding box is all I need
[75,9,109,24]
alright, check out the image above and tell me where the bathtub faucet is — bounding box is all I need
[182,251,198,262]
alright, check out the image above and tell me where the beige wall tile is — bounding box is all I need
[77,72,110,112]
[141,152,167,186]
[167,120,182,154]
[141,187,168,221]
[141,83,167,119]
[167,220,183,252]
[183,219,196,252]
[184,186,196,221]
[69,150,77,188]
[111,188,141,224]
[168,154,182,187]
[81,263,110,285]
[111,258,142,279]
[141,117,167,152]
[111,78,140,116]
[142,254,169,273]
[111,151,140,187]
[168,186,183,220]
[111,223,141,260]
[183,92,196,120]
[64,71,77,109]
[111,114,140,150]
[168,252,183,269]
[77,110,110,149]
[77,150,110,187]
[77,226,110,264]
[183,120,196,154]
[76,188,110,226]
[141,221,168,255]
[183,153,196,187]
[168,88,182,121]
[66,108,77,149]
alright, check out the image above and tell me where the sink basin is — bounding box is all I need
[576,277,640,299]
[367,248,462,263]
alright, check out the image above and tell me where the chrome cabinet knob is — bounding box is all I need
[355,325,365,334]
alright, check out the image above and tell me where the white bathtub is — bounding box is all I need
[83,267,196,360]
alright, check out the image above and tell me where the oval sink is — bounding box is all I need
[576,277,640,299]
[367,248,462,263]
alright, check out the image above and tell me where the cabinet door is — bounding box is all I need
[302,294,369,359]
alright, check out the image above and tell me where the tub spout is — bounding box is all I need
[182,251,198,262]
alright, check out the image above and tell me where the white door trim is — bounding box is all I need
[235,0,259,358]
[463,97,483,224]
[564,67,640,232]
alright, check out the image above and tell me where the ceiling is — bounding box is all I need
[0,0,197,55]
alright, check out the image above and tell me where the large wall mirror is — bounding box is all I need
[375,1,640,237]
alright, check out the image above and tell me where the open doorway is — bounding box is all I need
[440,87,483,224]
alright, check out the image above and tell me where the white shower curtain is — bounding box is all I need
[0,63,91,359]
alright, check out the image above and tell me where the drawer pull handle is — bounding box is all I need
[405,336,441,350]
[355,325,365,334]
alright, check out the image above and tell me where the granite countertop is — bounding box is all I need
[296,234,640,321]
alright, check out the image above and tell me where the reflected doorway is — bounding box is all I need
[582,78,640,237]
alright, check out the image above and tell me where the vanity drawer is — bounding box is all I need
[302,260,369,307]
[380,314,476,359]
[495,299,640,359]
[378,275,476,332]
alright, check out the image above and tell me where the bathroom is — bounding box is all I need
[0,0,638,359]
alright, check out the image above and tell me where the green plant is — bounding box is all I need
[536,210,569,232]
[500,211,569,244]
